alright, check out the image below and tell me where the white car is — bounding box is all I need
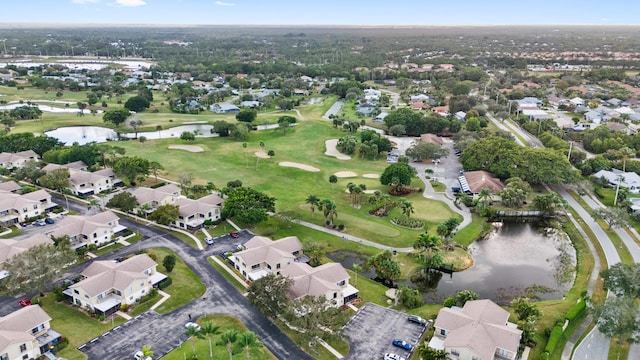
[384,353,405,360]
[185,322,201,331]
[204,237,214,245]
[133,351,152,360]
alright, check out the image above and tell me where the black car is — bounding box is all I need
[408,315,427,326]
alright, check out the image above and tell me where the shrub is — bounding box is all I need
[544,325,563,353]
[566,300,587,321]
[338,224,345,230]
[390,217,425,229]
[158,277,173,290]
[120,303,129,312]
[539,352,549,360]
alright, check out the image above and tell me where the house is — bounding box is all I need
[411,101,429,111]
[516,97,542,108]
[0,305,61,360]
[420,133,444,146]
[0,181,22,194]
[280,262,359,308]
[42,163,121,195]
[459,171,505,194]
[232,236,304,281]
[63,254,166,316]
[210,103,240,113]
[0,150,39,170]
[569,97,584,107]
[411,94,430,103]
[374,111,388,123]
[606,98,623,107]
[0,234,53,264]
[364,89,381,102]
[173,193,223,230]
[593,169,640,194]
[627,198,640,216]
[49,210,127,249]
[239,100,260,108]
[356,103,376,116]
[429,299,522,360]
[454,111,467,121]
[131,184,181,211]
[0,190,56,225]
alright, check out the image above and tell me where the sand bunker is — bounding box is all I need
[279,162,320,172]
[334,171,358,178]
[344,188,380,194]
[255,151,270,159]
[324,139,351,160]
[362,173,380,179]
[168,145,204,153]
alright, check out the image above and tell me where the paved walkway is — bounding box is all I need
[116,311,132,320]
[226,219,241,231]
[209,255,249,289]
[317,338,344,359]
[150,290,171,311]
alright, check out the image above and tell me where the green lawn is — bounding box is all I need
[208,257,248,293]
[454,214,490,248]
[145,248,206,313]
[161,314,277,360]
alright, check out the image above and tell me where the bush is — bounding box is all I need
[544,325,563,353]
[566,300,587,321]
[390,217,425,229]
[337,224,345,230]
[158,277,173,290]
[539,352,550,360]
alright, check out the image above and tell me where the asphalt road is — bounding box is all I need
[41,196,313,360]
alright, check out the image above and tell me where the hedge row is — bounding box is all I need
[566,300,587,322]
[545,325,564,353]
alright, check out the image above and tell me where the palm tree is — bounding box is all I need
[221,329,238,360]
[329,175,338,192]
[477,188,493,212]
[87,198,100,212]
[184,325,202,358]
[400,199,414,218]
[201,321,221,360]
[352,263,362,287]
[149,161,163,183]
[414,233,443,270]
[238,331,260,360]
[352,186,363,209]
[156,125,162,139]
[305,194,320,218]
[139,203,152,219]
[325,201,338,226]
[141,345,154,359]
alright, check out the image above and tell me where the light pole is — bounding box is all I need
[567,141,573,161]
[614,175,624,206]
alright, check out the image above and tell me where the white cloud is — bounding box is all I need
[114,0,146,6]
[215,1,236,6]
[71,0,101,4]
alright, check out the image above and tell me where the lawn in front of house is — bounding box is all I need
[160,314,277,360]
[144,248,206,314]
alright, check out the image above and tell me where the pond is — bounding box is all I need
[44,124,217,145]
[327,221,576,304]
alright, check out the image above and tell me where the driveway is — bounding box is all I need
[343,303,427,360]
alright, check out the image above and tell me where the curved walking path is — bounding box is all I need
[416,169,472,229]
[322,100,343,120]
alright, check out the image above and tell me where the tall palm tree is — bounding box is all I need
[141,345,154,359]
[477,188,493,211]
[87,198,100,213]
[352,186,363,208]
[328,175,338,192]
[414,233,443,270]
[184,325,202,358]
[347,182,356,206]
[305,194,320,218]
[400,199,414,218]
[149,161,164,183]
[201,321,220,360]
[238,331,260,360]
[323,200,338,226]
[221,329,238,360]
[352,264,362,287]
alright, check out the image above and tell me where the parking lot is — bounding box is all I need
[203,228,254,254]
[344,303,428,360]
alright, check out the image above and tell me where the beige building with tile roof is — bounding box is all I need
[0,189,56,225]
[459,170,505,194]
[0,234,53,264]
[0,305,61,360]
[430,299,522,360]
[42,163,121,195]
[233,236,303,281]
[48,210,126,248]
[0,150,39,170]
[0,181,21,194]
[64,254,166,316]
[131,184,181,209]
[281,262,358,308]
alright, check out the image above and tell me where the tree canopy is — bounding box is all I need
[124,95,151,112]
[380,163,417,191]
[367,250,401,284]
[247,273,293,318]
[222,187,276,226]
[102,108,131,127]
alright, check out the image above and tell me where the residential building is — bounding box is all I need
[173,193,223,230]
[0,190,56,225]
[49,210,127,249]
[281,262,359,308]
[374,111,388,123]
[63,254,166,316]
[593,169,640,194]
[0,305,61,360]
[239,100,260,108]
[210,103,240,113]
[233,236,303,281]
[429,299,522,360]
[131,184,181,211]
[0,181,21,194]
[0,150,39,170]
[569,97,584,107]
[356,103,376,116]
[0,234,53,265]
[42,163,121,195]
[458,171,505,194]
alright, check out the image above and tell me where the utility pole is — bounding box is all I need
[567,141,573,161]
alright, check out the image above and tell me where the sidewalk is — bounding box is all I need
[209,255,249,289]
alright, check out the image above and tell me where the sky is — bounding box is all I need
[0,0,639,26]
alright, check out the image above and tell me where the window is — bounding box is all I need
[450,349,460,357]
[93,233,97,238]
[31,326,39,334]
[472,357,481,360]
[333,292,337,298]
[338,280,346,286]
[0,353,7,360]
[440,329,446,336]
[74,289,79,294]
[251,264,260,270]
[19,343,26,352]
[22,355,28,360]
[276,263,281,269]
[97,293,104,300]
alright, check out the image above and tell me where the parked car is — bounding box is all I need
[407,315,427,326]
[204,237,215,245]
[34,219,46,226]
[18,299,32,307]
[384,354,406,360]
[230,231,240,238]
[185,322,201,331]
[134,351,152,360]
[392,339,413,351]
[44,217,55,224]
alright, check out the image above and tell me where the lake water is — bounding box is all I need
[328,221,576,304]
[44,124,218,145]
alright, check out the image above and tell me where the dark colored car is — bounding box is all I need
[230,231,240,238]
[392,339,413,351]
[18,299,32,307]
[44,217,55,224]
[408,315,427,326]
